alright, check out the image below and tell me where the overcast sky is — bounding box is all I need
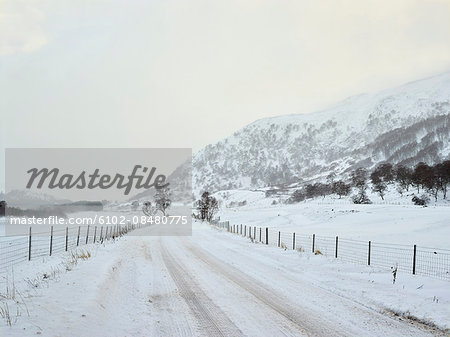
[1,0,450,191]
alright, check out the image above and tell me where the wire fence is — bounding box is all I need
[0,223,142,273]
[213,220,450,282]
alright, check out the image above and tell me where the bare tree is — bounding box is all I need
[333,181,350,199]
[351,168,368,193]
[154,187,172,216]
[196,191,219,222]
[394,164,413,192]
[143,201,158,217]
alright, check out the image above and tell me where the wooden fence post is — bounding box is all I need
[259,227,261,242]
[413,244,417,275]
[293,232,295,250]
[278,231,281,247]
[105,227,108,241]
[254,226,256,239]
[93,226,97,243]
[28,227,32,261]
[49,226,53,256]
[312,234,315,253]
[265,227,268,245]
[368,241,371,265]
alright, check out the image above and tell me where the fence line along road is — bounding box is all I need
[212,220,450,282]
[0,223,144,272]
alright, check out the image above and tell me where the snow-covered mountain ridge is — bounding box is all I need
[193,72,450,193]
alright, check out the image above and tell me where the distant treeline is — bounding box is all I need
[286,160,450,204]
[0,201,67,218]
[0,200,103,218]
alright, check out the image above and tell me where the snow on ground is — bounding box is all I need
[215,190,450,249]
[0,221,449,336]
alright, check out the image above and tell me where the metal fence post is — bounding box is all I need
[335,236,338,258]
[86,225,90,245]
[28,227,32,261]
[413,244,417,275]
[312,234,315,253]
[65,227,68,252]
[49,226,53,256]
[368,241,371,265]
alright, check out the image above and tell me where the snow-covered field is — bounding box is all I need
[0,221,449,336]
[215,190,450,249]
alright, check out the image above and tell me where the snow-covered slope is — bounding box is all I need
[194,72,450,194]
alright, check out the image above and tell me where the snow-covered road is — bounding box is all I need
[1,222,447,336]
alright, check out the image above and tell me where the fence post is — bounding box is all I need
[49,226,53,256]
[259,227,261,242]
[244,225,246,237]
[312,234,315,253]
[265,227,268,245]
[65,227,68,252]
[335,236,338,258]
[28,227,32,261]
[293,232,295,250]
[100,226,103,242]
[77,226,81,246]
[86,225,90,245]
[278,231,281,247]
[240,224,242,235]
[105,227,108,241]
[413,244,417,275]
[93,226,97,243]
[254,226,256,239]
[368,241,371,265]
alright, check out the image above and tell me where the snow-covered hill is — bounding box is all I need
[193,72,450,194]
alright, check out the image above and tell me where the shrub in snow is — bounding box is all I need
[391,265,398,284]
[352,192,372,204]
[412,194,429,206]
[289,189,306,203]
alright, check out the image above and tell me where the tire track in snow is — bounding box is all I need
[160,243,244,337]
[189,233,444,337]
[148,241,194,337]
[184,236,442,337]
[184,242,345,337]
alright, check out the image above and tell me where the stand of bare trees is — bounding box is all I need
[288,160,450,205]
